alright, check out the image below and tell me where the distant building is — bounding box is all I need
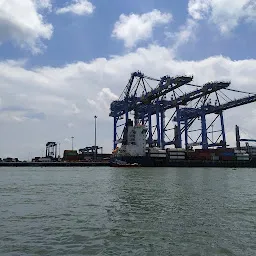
[3,157,19,162]
[32,157,52,162]
[63,150,78,162]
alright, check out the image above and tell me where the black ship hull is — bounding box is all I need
[110,156,256,168]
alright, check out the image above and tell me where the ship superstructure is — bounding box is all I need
[114,119,147,157]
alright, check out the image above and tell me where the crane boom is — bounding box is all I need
[209,94,256,113]
[109,74,193,117]
[137,81,230,117]
[177,94,256,120]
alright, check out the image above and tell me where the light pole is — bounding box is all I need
[59,143,61,157]
[71,136,74,150]
[94,115,97,161]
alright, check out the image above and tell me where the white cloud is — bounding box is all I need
[56,0,95,15]
[67,122,74,128]
[0,0,53,54]
[35,0,52,10]
[188,0,256,33]
[0,46,256,159]
[88,88,118,112]
[112,9,172,48]
[172,0,256,51]
[188,0,211,20]
[172,18,198,50]
[71,103,81,114]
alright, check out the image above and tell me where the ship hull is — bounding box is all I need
[110,156,256,168]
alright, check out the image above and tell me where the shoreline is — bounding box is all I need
[0,162,110,167]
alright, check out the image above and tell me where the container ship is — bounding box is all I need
[110,120,256,167]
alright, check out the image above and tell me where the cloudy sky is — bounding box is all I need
[0,0,256,159]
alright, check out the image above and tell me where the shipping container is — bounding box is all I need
[63,150,78,156]
[169,155,185,159]
[236,156,250,160]
[149,148,166,153]
[234,150,246,154]
[216,148,235,152]
[169,152,186,156]
[150,154,166,158]
[219,152,235,157]
[220,156,236,161]
[188,154,211,160]
[63,155,79,162]
[193,157,211,161]
[167,148,186,152]
[211,155,219,161]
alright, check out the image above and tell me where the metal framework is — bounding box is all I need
[46,142,57,158]
[79,146,103,155]
[235,125,256,150]
[110,71,256,150]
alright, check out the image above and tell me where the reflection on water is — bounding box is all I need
[0,167,255,255]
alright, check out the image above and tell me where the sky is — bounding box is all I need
[0,0,256,160]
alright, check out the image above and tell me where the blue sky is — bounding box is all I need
[0,0,256,159]
[1,0,255,66]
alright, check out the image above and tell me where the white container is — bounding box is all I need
[169,156,185,160]
[149,148,166,154]
[235,153,249,157]
[236,157,250,161]
[169,152,186,156]
[150,154,166,158]
[211,156,219,161]
[167,148,186,152]
[234,150,246,154]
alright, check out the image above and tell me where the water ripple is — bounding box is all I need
[0,167,255,255]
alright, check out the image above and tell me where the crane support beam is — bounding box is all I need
[209,94,256,113]
[141,75,193,104]
[136,81,230,117]
[177,94,256,121]
[240,139,256,142]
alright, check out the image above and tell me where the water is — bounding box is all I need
[0,167,255,256]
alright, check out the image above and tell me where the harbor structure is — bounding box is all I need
[109,71,256,166]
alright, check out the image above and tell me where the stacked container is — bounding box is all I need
[63,150,79,162]
[234,150,250,161]
[167,148,186,160]
[187,148,237,161]
[186,151,198,160]
[148,147,166,158]
[193,149,214,160]
[241,146,256,158]
[216,148,235,161]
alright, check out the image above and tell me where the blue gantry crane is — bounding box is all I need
[109,71,256,150]
[109,71,193,149]
[235,125,256,149]
[173,88,256,149]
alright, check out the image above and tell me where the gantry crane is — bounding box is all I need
[235,125,256,150]
[109,71,256,150]
[173,90,256,149]
[110,71,193,149]
[137,81,230,148]
[46,142,57,158]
